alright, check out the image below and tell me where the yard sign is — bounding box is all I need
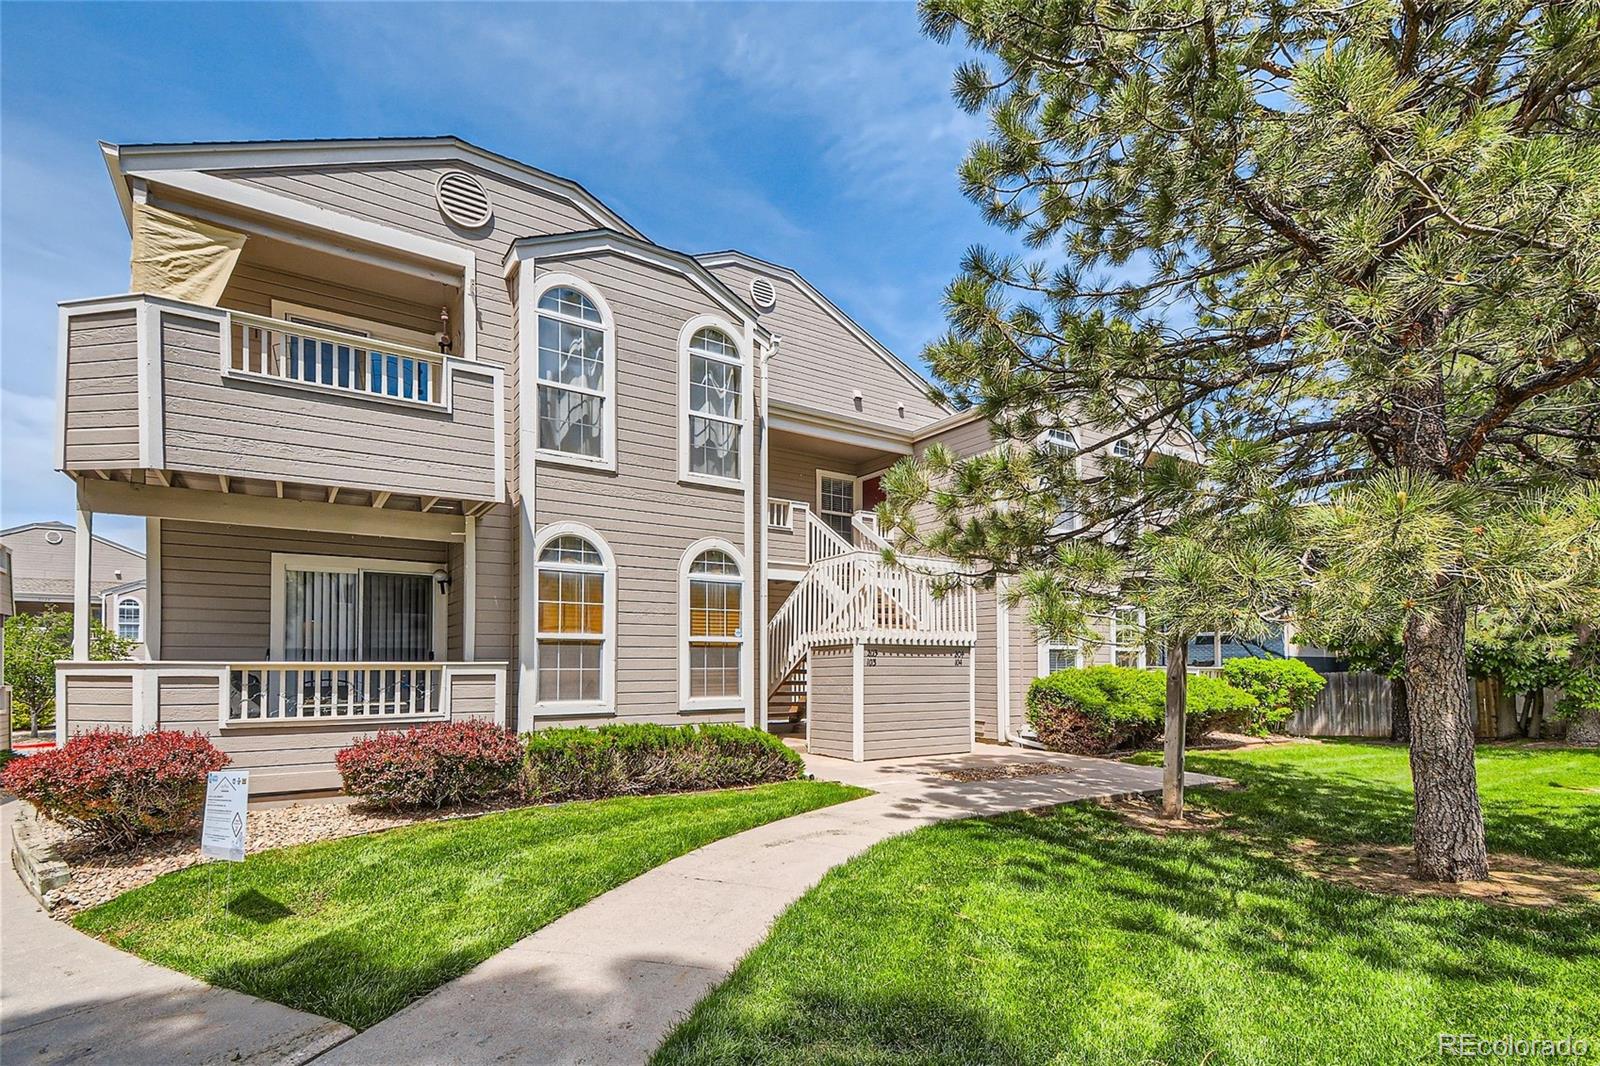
[200,769,250,862]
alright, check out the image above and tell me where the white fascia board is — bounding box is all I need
[507,233,772,345]
[698,250,948,409]
[108,138,644,239]
[767,399,914,455]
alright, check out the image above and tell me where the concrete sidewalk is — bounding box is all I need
[314,747,1219,1066]
[0,797,353,1066]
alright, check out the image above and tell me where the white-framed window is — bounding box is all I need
[268,555,446,662]
[680,541,746,709]
[534,525,615,708]
[679,318,745,485]
[1112,438,1138,460]
[817,472,858,542]
[1112,606,1147,668]
[1038,640,1082,675]
[116,597,142,642]
[534,279,613,467]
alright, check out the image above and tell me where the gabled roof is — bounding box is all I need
[506,230,773,343]
[696,249,947,411]
[0,521,146,559]
[102,136,646,240]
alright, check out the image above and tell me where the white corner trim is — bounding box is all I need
[527,521,618,722]
[677,537,748,714]
[851,643,866,762]
[996,579,1011,743]
[145,517,162,659]
[463,514,478,661]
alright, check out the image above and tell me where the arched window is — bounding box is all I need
[1039,429,1080,532]
[1041,428,1078,455]
[536,284,609,461]
[536,532,608,704]
[1112,438,1137,460]
[116,597,142,642]
[681,322,743,484]
[682,544,744,706]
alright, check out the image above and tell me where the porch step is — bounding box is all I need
[766,662,807,733]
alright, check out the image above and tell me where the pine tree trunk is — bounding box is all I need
[1163,640,1188,818]
[1403,588,1489,882]
[1389,675,1410,744]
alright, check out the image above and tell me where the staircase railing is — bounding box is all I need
[766,546,976,694]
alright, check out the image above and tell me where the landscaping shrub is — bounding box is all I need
[524,723,804,802]
[1025,665,1257,754]
[0,729,228,849]
[336,720,523,809]
[1221,658,1328,735]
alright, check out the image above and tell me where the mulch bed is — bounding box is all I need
[33,797,522,917]
[938,762,1079,783]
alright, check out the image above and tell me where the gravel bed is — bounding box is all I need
[35,797,521,917]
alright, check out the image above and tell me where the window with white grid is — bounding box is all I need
[1113,607,1147,668]
[537,286,608,460]
[537,534,606,704]
[819,476,856,542]
[684,326,742,482]
[685,548,743,703]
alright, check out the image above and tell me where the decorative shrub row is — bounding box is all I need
[334,719,524,809]
[1219,658,1328,735]
[522,723,805,802]
[0,729,229,848]
[1025,665,1258,755]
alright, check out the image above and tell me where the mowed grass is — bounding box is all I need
[654,744,1599,1066]
[75,780,867,1029]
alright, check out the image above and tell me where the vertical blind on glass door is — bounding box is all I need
[282,568,433,661]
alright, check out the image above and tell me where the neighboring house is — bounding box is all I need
[51,135,1195,794]
[0,522,147,647]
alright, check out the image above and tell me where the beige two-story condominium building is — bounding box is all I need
[52,136,1171,794]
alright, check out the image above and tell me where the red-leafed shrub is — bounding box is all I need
[336,720,523,809]
[0,729,229,849]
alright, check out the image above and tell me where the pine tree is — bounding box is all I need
[905,1,1600,880]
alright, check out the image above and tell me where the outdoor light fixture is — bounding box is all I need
[432,567,451,593]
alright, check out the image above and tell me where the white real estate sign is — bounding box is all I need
[200,769,250,862]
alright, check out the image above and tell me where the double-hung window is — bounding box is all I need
[818,475,857,542]
[536,534,607,703]
[537,287,608,460]
[1112,607,1147,668]
[684,327,742,482]
[1041,641,1081,674]
[116,598,142,642]
[684,548,743,704]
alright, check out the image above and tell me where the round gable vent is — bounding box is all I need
[45,530,64,545]
[435,170,494,229]
[749,277,777,310]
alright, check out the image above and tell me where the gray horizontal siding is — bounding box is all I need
[862,645,971,759]
[806,645,854,759]
[63,310,141,470]
[159,520,449,661]
[449,672,500,721]
[63,676,134,735]
[158,312,497,500]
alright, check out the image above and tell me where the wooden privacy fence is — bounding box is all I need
[1283,671,1393,738]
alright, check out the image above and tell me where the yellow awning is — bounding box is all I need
[130,203,247,306]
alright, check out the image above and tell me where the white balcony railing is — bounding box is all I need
[227,661,445,723]
[233,312,446,406]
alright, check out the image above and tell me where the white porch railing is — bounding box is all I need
[807,509,854,564]
[227,661,445,723]
[767,548,976,690]
[233,312,445,406]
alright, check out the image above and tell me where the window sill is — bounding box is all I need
[529,704,615,718]
[536,449,616,474]
[678,472,743,491]
[678,699,743,713]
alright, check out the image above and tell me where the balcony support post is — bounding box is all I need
[73,505,92,660]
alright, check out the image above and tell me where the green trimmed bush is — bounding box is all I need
[524,723,804,802]
[1221,658,1328,735]
[1025,665,1257,754]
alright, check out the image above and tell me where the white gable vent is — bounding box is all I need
[749,276,777,310]
[435,170,493,229]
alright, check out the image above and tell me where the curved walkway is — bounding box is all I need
[313,747,1220,1066]
[0,797,352,1066]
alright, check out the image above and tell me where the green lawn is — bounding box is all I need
[75,780,867,1030]
[654,743,1599,1066]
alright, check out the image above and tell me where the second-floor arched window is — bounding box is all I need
[537,284,610,463]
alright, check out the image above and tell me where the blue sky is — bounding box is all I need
[1,1,996,549]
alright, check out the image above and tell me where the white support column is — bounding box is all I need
[74,506,93,660]
[995,578,1012,743]
[145,517,162,659]
[463,514,478,661]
